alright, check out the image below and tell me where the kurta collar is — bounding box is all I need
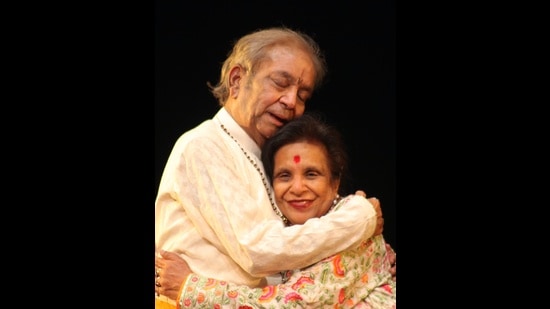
[214,108,262,160]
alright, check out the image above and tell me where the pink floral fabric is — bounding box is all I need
[177,234,396,308]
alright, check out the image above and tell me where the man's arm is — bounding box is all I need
[157,136,382,277]
[157,236,395,308]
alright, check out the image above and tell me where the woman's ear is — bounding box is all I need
[333,179,341,195]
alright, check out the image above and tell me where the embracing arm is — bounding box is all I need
[167,235,395,308]
[157,134,382,277]
[197,146,380,275]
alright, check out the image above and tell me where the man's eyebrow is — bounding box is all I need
[272,71,312,92]
[272,71,294,81]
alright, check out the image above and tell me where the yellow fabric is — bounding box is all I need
[155,297,175,309]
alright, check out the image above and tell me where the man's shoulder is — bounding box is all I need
[177,119,217,142]
[173,119,226,153]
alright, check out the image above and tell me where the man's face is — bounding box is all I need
[233,45,316,147]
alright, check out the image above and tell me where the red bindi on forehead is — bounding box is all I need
[293,155,300,163]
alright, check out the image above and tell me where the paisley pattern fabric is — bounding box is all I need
[178,233,396,308]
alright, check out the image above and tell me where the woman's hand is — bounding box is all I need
[155,250,192,300]
[386,243,396,281]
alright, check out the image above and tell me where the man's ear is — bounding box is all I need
[229,65,243,99]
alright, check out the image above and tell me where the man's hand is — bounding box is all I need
[155,250,192,300]
[355,190,395,279]
[368,197,384,236]
[354,190,384,237]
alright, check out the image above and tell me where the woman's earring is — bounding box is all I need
[333,194,340,206]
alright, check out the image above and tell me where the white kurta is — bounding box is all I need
[155,107,378,288]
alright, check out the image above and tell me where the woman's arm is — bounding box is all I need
[176,236,395,308]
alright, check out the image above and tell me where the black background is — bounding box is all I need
[155,1,396,248]
[20,0,518,306]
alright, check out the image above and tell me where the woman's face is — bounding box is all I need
[271,141,340,225]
